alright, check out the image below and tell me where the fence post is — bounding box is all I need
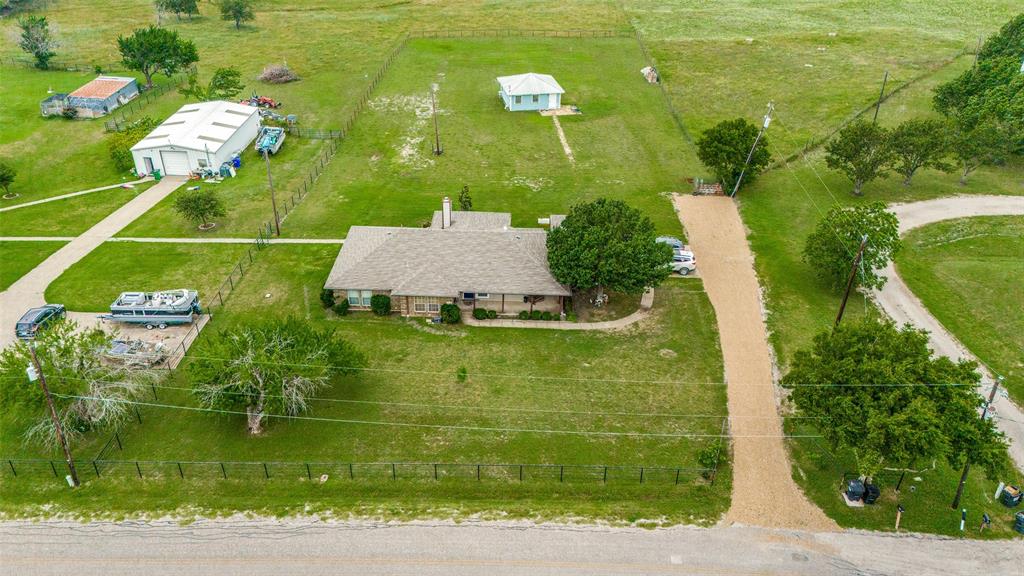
[305,463,311,480]
[433,463,438,480]
[93,461,100,477]
[640,467,645,484]
[221,462,227,479]
[177,462,184,478]
[263,463,270,479]
[603,466,608,483]
[50,460,58,478]
[115,432,122,450]
[150,383,159,401]
[391,462,396,480]
[7,460,15,477]
[559,465,564,482]
[675,468,680,485]
[136,461,142,478]
[349,463,354,479]
[476,464,480,481]
[218,290,224,306]
[519,464,523,481]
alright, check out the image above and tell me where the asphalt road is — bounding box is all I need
[2,519,1020,576]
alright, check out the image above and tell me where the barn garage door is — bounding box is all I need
[159,150,190,175]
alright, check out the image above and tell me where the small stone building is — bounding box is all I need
[324,198,570,317]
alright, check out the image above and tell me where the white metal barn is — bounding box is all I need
[130,101,261,177]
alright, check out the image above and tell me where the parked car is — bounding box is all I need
[15,304,66,340]
[670,251,697,275]
[656,236,684,250]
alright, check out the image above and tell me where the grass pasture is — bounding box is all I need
[0,241,66,291]
[898,217,1024,403]
[0,183,155,237]
[283,36,698,237]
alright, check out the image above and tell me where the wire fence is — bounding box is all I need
[631,27,694,144]
[408,29,631,39]
[286,126,344,139]
[0,56,123,73]
[103,68,194,131]
[1,457,716,486]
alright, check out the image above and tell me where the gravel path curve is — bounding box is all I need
[674,194,837,531]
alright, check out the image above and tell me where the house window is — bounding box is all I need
[347,290,360,306]
[514,95,522,104]
[476,293,490,299]
[531,95,539,103]
[413,297,441,313]
[361,290,372,306]
[197,158,208,168]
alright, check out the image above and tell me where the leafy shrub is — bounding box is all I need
[258,63,299,84]
[319,289,335,308]
[472,308,488,320]
[107,117,158,172]
[540,311,553,321]
[456,366,467,383]
[518,310,529,320]
[332,300,349,316]
[486,309,497,319]
[697,445,720,479]
[370,294,391,316]
[61,107,78,119]
[565,312,577,322]
[440,303,460,324]
[530,310,542,320]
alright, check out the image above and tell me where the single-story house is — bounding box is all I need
[130,101,261,177]
[324,197,571,317]
[39,76,140,118]
[496,72,565,111]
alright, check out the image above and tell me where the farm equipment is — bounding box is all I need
[240,93,282,108]
[255,126,286,155]
[103,339,167,368]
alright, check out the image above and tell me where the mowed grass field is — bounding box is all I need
[279,36,698,237]
[898,217,1024,403]
[0,241,66,291]
[3,244,732,523]
[0,183,155,237]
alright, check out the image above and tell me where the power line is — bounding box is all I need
[52,394,822,439]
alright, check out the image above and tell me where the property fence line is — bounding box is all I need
[408,29,631,39]
[1,457,714,486]
[0,56,123,73]
[631,27,694,144]
[286,126,344,139]
[103,68,195,131]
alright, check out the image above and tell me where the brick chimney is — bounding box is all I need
[442,196,452,229]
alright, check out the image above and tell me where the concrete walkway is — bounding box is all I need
[464,289,653,330]
[0,176,187,349]
[0,178,151,213]
[674,194,837,531]
[872,195,1024,470]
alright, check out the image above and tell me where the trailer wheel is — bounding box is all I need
[158,323,168,330]
[145,324,155,330]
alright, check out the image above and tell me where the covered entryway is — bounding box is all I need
[159,150,189,176]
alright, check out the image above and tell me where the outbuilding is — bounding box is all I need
[130,101,261,177]
[496,72,565,111]
[39,75,139,118]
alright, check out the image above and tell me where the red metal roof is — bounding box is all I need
[68,76,134,99]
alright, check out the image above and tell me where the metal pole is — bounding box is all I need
[835,235,869,327]
[430,83,442,155]
[731,102,773,197]
[264,150,281,236]
[29,344,79,487]
[872,71,889,124]
[952,376,1002,508]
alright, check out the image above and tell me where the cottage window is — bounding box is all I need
[531,95,539,103]
[514,95,522,104]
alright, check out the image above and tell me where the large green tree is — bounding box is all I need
[179,66,245,101]
[0,320,153,449]
[802,202,900,291]
[155,0,199,21]
[17,15,57,69]
[950,118,1015,185]
[887,118,953,186]
[219,0,254,29]
[696,118,772,193]
[117,26,199,88]
[547,199,672,303]
[825,120,893,196]
[188,318,365,434]
[0,161,16,196]
[782,320,1007,479]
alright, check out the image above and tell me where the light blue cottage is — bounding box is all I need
[496,72,565,111]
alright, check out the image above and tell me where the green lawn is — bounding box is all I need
[0,183,154,237]
[0,241,66,291]
[118,139,326,239]
[282,37,697,238]
[786,421,1023,539]
[898,217,1024,403]
[45,242,250,311]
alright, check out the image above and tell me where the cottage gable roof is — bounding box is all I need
[68,76,136,100]
[496,73,565,96]
[130,101,259,154]
[325,224,569,298]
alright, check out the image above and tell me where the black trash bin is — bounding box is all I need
[1014,512,1024,535]
[846,479,865,501]
[863,483,881,505]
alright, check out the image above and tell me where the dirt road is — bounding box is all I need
[873,195,1024,470]
[673,194,836,531]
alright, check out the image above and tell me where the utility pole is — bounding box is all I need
[28,344,79,487]
[834,234,869,327]
[264,149,281,236]
[430,83,443,156]
[872,71,889,124]
[952,376,1002,508]
[731,101,773,198]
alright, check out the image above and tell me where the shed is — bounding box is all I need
[57,76,139,118]
[496,73,565,111]
[130,101,261,177]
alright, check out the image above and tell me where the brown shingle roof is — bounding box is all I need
[68,76,135,99]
